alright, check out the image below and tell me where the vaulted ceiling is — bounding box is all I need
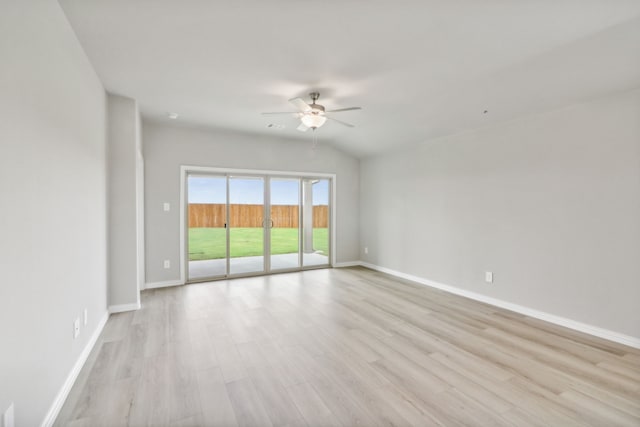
[60,0,640,157]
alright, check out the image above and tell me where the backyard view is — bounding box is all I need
[188,227,328,260]
[187,175,329,278]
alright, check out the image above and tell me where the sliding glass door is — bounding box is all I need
[187,175,227,280]
[303,178,330,267]
[270,178,300,271]
[229,176,265,275]
[186,171,331,282]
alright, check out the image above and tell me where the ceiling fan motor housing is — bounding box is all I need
[310,103,325,113]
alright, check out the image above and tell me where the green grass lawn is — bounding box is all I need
[189,227,328,260]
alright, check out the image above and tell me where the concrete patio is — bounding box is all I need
[188,252,329,280]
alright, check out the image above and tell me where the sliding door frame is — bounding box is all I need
[180,165,336,284]
[267,176,301,273]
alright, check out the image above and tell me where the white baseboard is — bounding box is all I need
[359,262,640,350]
[41,311,109,427]
[108,302,141,313]
[144,279,183,290]
[334,261,361,268]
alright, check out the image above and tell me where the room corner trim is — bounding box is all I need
[41,311,109,427]
[108,302,141,313]
[144,279,184,290]
[334,261,362,268]
[360,262,640,350]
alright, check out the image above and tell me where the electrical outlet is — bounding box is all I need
[163,260,170,269]
[485,271,493,283]
[83,309,88,326]
[163,202,170,212]
[364,247,369,254]
[3,403,14,427]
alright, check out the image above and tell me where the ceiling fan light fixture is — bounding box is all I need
[300,113,327,129]
[262,92,360,131]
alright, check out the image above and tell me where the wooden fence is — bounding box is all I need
[188,204,328,228]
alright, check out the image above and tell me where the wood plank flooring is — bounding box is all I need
[54,267,640,426]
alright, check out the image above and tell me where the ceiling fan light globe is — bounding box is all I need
[300,114,327,129]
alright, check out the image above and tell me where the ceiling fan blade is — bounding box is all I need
[289,97,312,113]
[325,107,362,113]
[261,111,298,115]
[327,116,355,128]
[297,123,310,132]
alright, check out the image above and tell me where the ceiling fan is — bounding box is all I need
[262,92,361,132]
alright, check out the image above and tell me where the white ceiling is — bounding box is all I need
[59,0,640,157]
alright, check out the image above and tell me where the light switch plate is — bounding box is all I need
[73,318,80,339]
[485,271,493,283]
[163,202,170,211]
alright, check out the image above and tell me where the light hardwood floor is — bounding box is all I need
[55,267,640,426]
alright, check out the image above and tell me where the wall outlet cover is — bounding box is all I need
[163,202,170,211]
[164,260,170,269]
[73,318,80,339]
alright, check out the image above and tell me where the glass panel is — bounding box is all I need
[270,178,300,270]
[187,175,227,280]
[229,176,265,275]
[303,178,330,267]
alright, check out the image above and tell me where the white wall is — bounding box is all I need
[143,121,360,285]
[107,94,143,310]
[0,1,108,426]
[360,89,640,340]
